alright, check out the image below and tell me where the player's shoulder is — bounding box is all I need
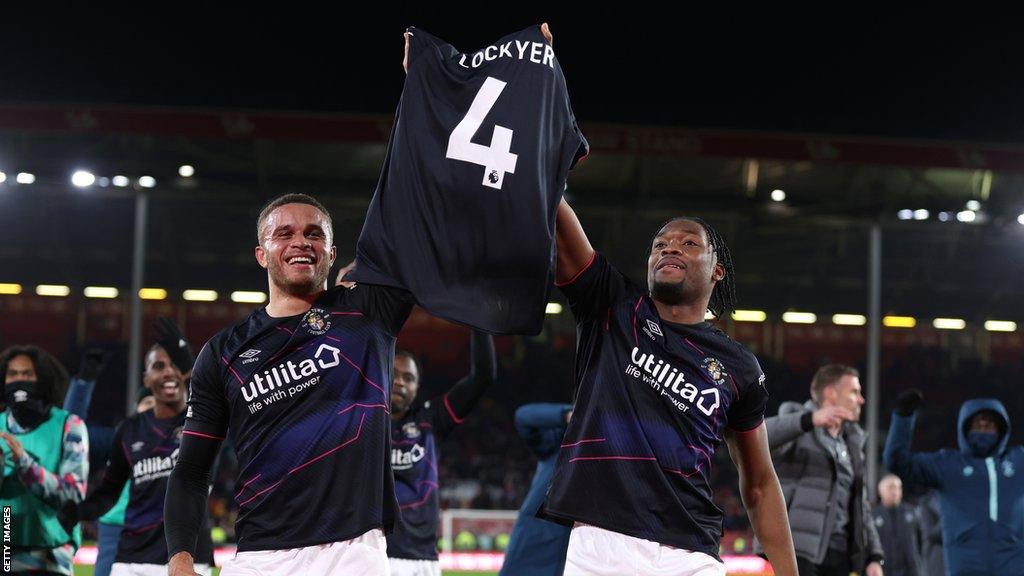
[705,328,764,383]
[204,307,270,356]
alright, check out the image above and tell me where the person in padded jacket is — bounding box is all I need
[884,391,1024,576]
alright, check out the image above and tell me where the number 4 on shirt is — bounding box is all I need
[446,76,518,189]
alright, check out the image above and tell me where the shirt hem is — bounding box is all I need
[235,523,385,553]
[540,507,722,562]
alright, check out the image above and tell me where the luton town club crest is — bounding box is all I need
[303,307,331,335]
[702,357,726,386]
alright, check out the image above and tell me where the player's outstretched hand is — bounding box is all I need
[895,389,924,416]
[335,260,356,288]
[77,348,107,381]
[168,552,202,576]
[811,406,855,429]
[403,30,412,73]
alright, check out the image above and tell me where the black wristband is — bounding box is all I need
[800,411,814,432]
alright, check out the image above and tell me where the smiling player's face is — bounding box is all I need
[257,203,336,296]
[646,219,723,306]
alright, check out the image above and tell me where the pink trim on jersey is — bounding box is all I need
[235,473,263,500]
[560,438,606,449]
[683,338,705,356]
[183,430,225,441]
[238,412,368,507]
[690,444,713,472]
[275,325,293,336]
[220,356,245,385]
[337,403,387,415]
[726,373,740,398]
[554,251,597,288]
[400,480,440,510]
[123,518,165,536]
[631,297,644,345]
[334,348,386,397]
[443,395,464,424]
[569,456,657,463]
[330,311,364,316]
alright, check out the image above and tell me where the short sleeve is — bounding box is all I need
[183,341,229,439]
[726,354,769,432]
[341,283,415,336]
[557,252,631,324]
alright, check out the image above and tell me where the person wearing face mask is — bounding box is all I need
[0,344,88,576]
[884,390,1024,575]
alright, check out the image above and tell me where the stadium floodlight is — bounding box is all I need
[36,284,70,297]
[938,212,951,222]
[913,209,929,220]
[883,315,916,328]
[84,286,119,299]
[832,314,867,326]
[183,289,218,302]
[984,320,1017,332]
[782,311,816,324]
[545,302,563,314]
[97,177,110,187]
[966,200,981,211]
[770,189,786,202]
[178,165,195,177]
[71,170,96,188]
[732,309,767,322]
[1018,213,1024,226]
[138,176,156,188]
[0,283,22,295]
[956,210,976,223]
[897,209,913,220]
[0,171,6,183]
[231,291,267,304]
[112,175,130,187]
[16,172,35,184]
[138,288,168,300]
[933,318,966,330]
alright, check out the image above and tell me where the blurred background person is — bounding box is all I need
[871,474,921,576]
[0,344,88,576]
[917,491,945,576]
[885,391,1024,575]
[763,364,884,576]
[499,403,572,576]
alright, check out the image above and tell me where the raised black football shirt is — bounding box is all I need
[541,254,768,559]
[183,283,413,552]
[351,25,588,335]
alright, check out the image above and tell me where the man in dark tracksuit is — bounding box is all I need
[763,364,884,576]
[885,392,1024,576]
[871,474,921,576]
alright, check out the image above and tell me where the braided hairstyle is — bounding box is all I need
[650,217,737,319]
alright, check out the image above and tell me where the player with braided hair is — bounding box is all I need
[538,198,797,576]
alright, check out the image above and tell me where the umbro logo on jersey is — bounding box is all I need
[240,348,262,364]
[644,319,663,339]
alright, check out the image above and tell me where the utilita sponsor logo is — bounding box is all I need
[133,448,179,483]
[240,344,341,402]
[626,348,720,416]
[392,444,426,471]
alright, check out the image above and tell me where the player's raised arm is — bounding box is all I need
[555,198,595,285]
[726,425,798,576]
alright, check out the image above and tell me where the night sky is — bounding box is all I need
[4,5,1023,143]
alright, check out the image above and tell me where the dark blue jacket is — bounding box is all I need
[500,403,571,576]
[884,398,1024,576]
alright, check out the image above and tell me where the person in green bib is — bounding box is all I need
[0,344,89,576]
